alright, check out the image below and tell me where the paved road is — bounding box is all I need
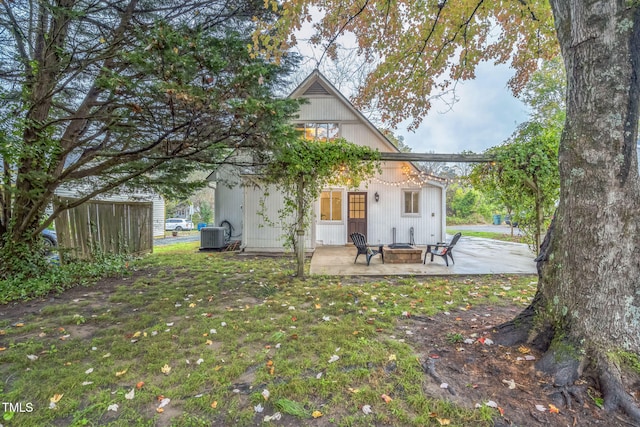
[154,233,200,246]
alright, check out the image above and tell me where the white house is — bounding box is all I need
[213,70,446,252]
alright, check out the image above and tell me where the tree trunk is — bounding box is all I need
[296,177,305,278]
[497,2,640,420]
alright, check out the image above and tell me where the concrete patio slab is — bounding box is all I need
[309,236,537,276]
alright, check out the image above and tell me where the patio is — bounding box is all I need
[309,235,538,276]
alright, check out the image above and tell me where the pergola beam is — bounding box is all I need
[375,152,495,163]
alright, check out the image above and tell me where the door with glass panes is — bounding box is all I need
[347,192,367,241]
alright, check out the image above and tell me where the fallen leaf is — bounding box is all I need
[156,408,164,413]
[381,394,392,403]
[388,354,397,361]
[261,389,270,400]
[437,418,451,425]
[211,401,218,409]
[535,404,547,412]
[82,381,93,386]
[485,400,498,408]
[549,404,560,413]
[125,388,135,400]
[328,355,339,363]
[107,403,118,412]
[161,364,171,375]
[312,410,323,418]
[205,339,213,346]
[50,394,63,403]
[132,331,141,338]
[85,368,94,374]
[115,368,128,377]
[16,323,24,327]
[362,404,372,415]
[264,412,282,421]
[502,379,516,390]
[158,397,170,408]
[27,354,38,361]
[254,403,264,413]
[136,381,145,390]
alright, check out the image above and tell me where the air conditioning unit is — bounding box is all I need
[200,227,226,250]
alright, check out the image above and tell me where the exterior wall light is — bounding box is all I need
[374,192,380,202]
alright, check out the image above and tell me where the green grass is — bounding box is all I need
[0,241,536,426]
[446,228,525,243]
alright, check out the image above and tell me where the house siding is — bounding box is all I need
[297,98,358,122]
[214,165,244,237]
[242,183,314,252]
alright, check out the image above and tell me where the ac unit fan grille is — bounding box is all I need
[200,227,226,249]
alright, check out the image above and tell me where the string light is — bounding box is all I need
[370,171,448,187]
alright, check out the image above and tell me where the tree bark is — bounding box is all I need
[545,0,640,354]
[497,2,640,420]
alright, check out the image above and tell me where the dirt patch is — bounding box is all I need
[401,304,634,427]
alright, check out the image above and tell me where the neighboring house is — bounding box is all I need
[212,70,446,252]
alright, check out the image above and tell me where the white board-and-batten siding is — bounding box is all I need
[242,182,315,252]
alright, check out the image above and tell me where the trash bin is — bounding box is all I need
[197,222,207,231]
[492,214,502,225]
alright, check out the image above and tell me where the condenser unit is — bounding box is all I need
[200,227,226,250]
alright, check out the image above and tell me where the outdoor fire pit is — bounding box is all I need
[383,244,422,264]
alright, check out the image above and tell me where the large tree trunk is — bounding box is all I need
[497,2,640,420]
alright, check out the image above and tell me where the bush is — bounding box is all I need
[0,253,131,304]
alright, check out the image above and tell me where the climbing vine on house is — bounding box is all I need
[260,138,380,277]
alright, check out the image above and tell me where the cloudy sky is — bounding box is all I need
[397,61,531,154]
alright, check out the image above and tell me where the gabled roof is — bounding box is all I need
[290,70,444,185]
[289,69,402,155]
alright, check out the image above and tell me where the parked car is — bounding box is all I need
[165,218,194,231]
[41,229,58,252]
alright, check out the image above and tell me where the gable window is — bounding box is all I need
[403,190,420,216]
[296,123,339,141]
[320,190,342,221]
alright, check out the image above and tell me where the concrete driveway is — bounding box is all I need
[309,235,537,276]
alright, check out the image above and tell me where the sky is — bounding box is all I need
[397,61,530,154]
[291,11,532,156]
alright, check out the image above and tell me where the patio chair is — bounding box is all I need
[350,232,383,266]
[424,232,462,266]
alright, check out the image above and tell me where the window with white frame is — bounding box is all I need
[403,190,420,215]
[295,123,339,141]
[320,190,342,221]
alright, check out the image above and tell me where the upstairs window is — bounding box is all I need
[296,123,339,141]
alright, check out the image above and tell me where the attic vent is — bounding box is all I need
[303,81,330,96]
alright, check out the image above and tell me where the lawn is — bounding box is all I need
[0,242,537,426]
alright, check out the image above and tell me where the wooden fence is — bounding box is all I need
[55,198,153,260]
